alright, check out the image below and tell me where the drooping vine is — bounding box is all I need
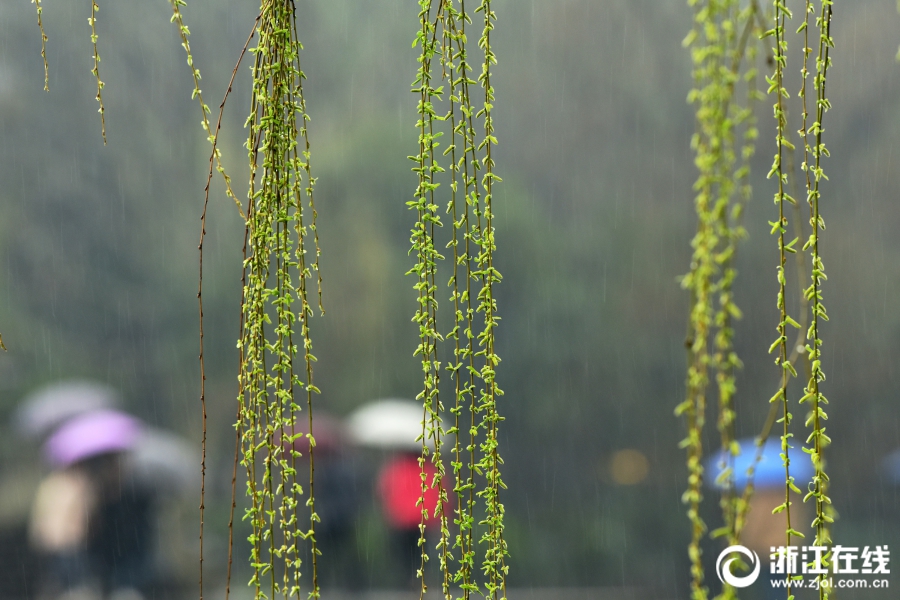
[799,3,834,598]
[679,2,764,598]
[410,1,507,597]
[175,4,325,598]
[410,2,447,596]
[236,2,323,599]
[31,0,48,91]
[88,0,106,144]
[167,2,259,597]
[176,3,324,599]
[473,4,508,597]
[764,5,809,600]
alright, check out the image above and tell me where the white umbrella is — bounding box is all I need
[346,398,442,451]
[14,380,119,439]
[126,427,198,495]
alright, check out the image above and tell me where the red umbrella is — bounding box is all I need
[377,453,442,529]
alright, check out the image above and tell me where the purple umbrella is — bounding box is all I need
[44,409,141,468]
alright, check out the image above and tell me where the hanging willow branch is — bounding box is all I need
[166,3,259,597]
[88,0,106,144]
[410,2,446,597]
[174,1,324,597]
[763,6,809,600]
[445,2,483,596]
[473,4,507,597]
[680,2,766,599]
[176,5,325,598]
[410,0,507,597]
[718,5,765,556]
[800,3,834,598]
[31,0,48,91]
[709,0,745,556]
[732,73,813,561]
[762,4,838,598]
[237,2,322,599]
[679,3,718,594]
[681,2,842,600]
[24,0,321,596]
[767,0,798,536]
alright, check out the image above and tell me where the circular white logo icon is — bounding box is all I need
[716,545,761,588]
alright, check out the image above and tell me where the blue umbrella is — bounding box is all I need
[880,448,900,484]
[705,437,815,492]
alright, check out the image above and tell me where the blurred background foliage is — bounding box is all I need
[0,0,898,596]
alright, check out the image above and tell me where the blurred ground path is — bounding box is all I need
[208,588,674,600]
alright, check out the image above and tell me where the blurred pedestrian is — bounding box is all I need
[345,399,448,587]
[376,451,443,587]
[29,464,96,598]
[29,410,154,600]
[707,437,813,600]
[282,414,362,589]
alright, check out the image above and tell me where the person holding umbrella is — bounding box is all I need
[376,450,443,586]
[347,399,447,588]
[281,413,362,590]
[16,380,198,599]
[706,437,814,600]
[29,409,154,600]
